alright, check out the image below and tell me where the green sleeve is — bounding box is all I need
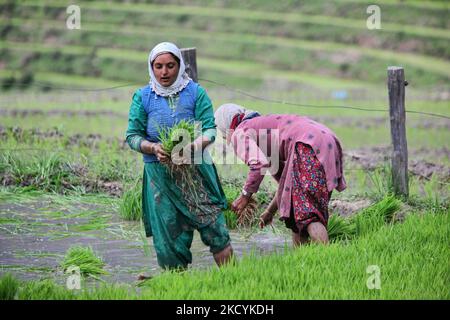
[195,86,216,142]
[125,89,147,152]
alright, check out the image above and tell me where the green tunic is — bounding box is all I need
[125,86,230,269]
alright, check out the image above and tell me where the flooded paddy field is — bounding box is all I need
[0,192,292,284]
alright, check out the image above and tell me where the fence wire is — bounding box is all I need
[2,79,450,120]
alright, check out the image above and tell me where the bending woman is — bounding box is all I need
[215,104,346,245]
[126,42,233,270]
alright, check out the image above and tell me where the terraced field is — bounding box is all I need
[0,0,448,300]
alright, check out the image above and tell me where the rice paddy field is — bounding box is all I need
[0,0,449,300]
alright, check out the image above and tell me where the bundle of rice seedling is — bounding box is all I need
[60,246,108,278]
[352,194,401,237]
[236,197,258,227]
[159,120,195,157]
[222,184,259,228]
[158,120,200,200]
[327,213,356,241]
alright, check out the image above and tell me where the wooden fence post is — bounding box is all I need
[181,47,198,82]
[388,66,409,198]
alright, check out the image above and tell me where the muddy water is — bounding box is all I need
[0,197,290,285]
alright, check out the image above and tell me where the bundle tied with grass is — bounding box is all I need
[60,246,108,279]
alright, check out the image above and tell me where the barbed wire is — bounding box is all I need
[199,78,450,120]
[2,79,450,120]
[3,81,142,91]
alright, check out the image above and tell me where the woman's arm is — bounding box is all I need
[265,194,278,214]
[125,89,147,152]
[125,89,169,161]
[193,86,216,150]
[259,194,278,228]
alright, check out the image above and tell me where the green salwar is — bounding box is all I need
[142,161,230,269]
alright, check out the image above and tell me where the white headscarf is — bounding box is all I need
[214,103,258,135]
[148,42,191,97]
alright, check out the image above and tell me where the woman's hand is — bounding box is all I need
[259,194,278,228]
[259,210,274,229]
[152,144,170,163]
[231,195,250,213]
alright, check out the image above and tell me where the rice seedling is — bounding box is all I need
[222,183,259,228]
[422,174,448,212]
[223,209,238,229]
[18,279,77,300]
[0,150,81,193]
[236,197,258,227]
[327,213,356,241]
[119,179,142,221]
[69,216,109,232]
[60,246,108,278]
[158,120,195,156]
[0,273,19,300]
[222,184,240,229]
[157,120,202,202]
[366,165,394,201]
[351,194,401,237]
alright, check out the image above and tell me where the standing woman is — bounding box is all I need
[126,42,233,271]
[215,104,346,245]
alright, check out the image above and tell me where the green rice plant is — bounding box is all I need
[351,194,401,237]
[222,183,259,228]
[0,273,19,300]
[69,216,109,232]
[327,213,356,242]
[119,179,142,221]
[158,120,201,202]
[60,246,108,278]
[0,150,80,192]
[223,209,238,229]
[222,183,240,229]
[366,164,394,201]
[18,278,76,300]
[78,283,136,300]
[422,174,449,212]
[158,120,195,155]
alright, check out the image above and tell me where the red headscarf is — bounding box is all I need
[230,113,245,130]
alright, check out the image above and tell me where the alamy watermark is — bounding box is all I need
[366,5,381,30]
[66,265,81,290]
[366,265,381,290]
[66,5,81,30]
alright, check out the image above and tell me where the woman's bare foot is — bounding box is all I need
[137,273,152,281]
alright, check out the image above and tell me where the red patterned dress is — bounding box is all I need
[285,142,332,235]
